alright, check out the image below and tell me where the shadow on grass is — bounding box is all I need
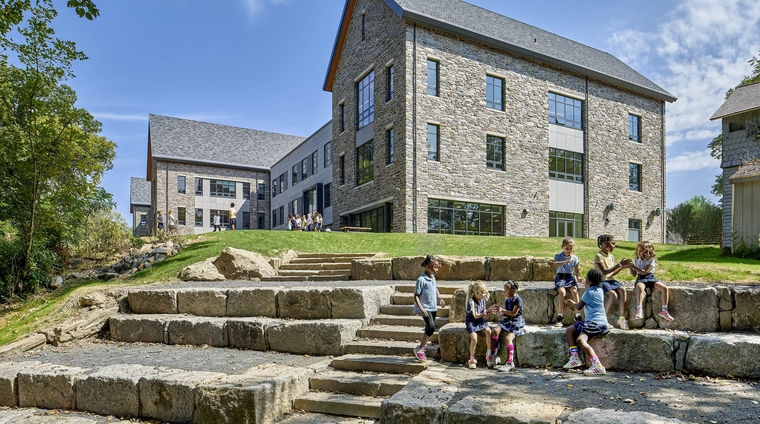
[659,246,760,265]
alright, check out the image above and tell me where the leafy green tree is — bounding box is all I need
[0,0,111,295]
[667,196,722,244]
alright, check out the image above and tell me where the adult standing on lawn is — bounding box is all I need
[229,203,237,230]
[213,211,222,232]
[167,210,176,234]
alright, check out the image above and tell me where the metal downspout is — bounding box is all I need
[584,77,590,238]
[412,23,418,233]
[661,101,666,243]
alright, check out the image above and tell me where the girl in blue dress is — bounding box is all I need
[465,281,492,369]
[489,280,525,371]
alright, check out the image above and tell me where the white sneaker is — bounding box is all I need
[563,355,583,369]
[467,358,477,369]
[498,362,514,372]
[584,362,606,375]
[634,307,644,320]
[617,317,629,330]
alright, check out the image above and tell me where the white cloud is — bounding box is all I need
[240,0,288,19]
[667,150,720,172]
[609,0,760,147]
[92,112,146,122]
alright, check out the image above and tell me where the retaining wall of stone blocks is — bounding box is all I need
[448,286,760,334]
[0,360,315,424]
[438,323,760,379]
[351,255,555,281]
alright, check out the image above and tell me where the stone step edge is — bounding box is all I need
[294,392,382,419]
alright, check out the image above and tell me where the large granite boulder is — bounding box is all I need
[352,258,393,280]
[685,333,760,379]
[213,247,276,280]
[226,288,278,317]
[733,288,760,332]
[75,364,160,418]
[435,256,486,280]
[128,289,178,314]
[530,257,556,281]
[486,256,532,281]
[278,288,331,319]
[565,408,688,424]
[139,368,225,423]
[177,289,227,316]
[330,286,393,319]
[17,363,89,410]
[177,257,225,281]
[653,287,719,332]
[267,320,362,356]
[519,288,554,324]
[588,329,677,372]
[392,256,426,280]
[448,289,468,323]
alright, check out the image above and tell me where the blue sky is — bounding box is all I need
[49,0,760,226]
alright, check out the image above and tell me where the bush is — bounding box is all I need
[0,239,57,301]
[729,239,760,259]
[71,209,132,257]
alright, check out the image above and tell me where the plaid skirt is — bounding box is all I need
[554,273,578,290]
[496,319,525,336]
[465,318,489,333]
[573,320,610,339]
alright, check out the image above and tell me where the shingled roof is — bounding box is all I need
[324,0,676,102]
[730,160,760,183]
[130,177,151,212]
[710,81,760,120]
[147,114,305,179]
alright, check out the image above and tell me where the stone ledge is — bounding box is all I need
[362,255,560,281]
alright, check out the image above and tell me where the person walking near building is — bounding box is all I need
[229,203,237,230]
[167,210,176,234]
[156,211,165,234]
[213,211,222,232]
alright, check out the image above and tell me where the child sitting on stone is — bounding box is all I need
[553,236,583,327]
[465,281,492,369]
[489,280,525,372]
[630,241,674,321]
[563,268,609,375]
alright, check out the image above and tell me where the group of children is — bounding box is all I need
[286,213,325,232]
[411,234,674,376]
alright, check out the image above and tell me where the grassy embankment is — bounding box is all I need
[2,231,758,346]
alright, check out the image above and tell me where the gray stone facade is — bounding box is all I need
[327,0,669,241]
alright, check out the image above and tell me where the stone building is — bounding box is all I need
[270,121,334,230]
[710,82,760,249]
[130,177,152,236]
[145,114,304,235]
[323,0,675,241]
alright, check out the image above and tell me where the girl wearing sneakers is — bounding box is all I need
[553,237,583,327]
[630,241,674,321]
[465,281,492,369]
[413,255,446,362]
[489,280,525,372]
[594,234,631,329]
[563,268,609,375]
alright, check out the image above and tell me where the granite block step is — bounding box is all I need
[343,340,439,357]
[309,370,407,397]
[356,325,439,343]
[331,355,427,375]
[379,305,449,317]
[371,314,449,328]
[294,392,382,419]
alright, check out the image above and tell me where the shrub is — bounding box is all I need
[0,239,57,301]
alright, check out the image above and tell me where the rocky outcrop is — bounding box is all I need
[65,241,183,282]
[177,257,225,281]
[213,247,276,280]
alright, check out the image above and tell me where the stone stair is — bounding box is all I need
[290,284,461,420]
[264,252,376,281]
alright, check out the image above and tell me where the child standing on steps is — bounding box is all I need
[563,268,610,375]
[630,241,674,321]
[594,234,631,330]
[553,237,583,327]
[489,280,525,372]
[465,281,492,369]
[413,255,446,362]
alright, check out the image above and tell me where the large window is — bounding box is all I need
[292,165,298,185]
[272,179,277,197]
[279,173,286,193]
[177,208,186,226]
[428,199,504,236]
[628,219,641,242]
[486,135,504,170]
[549,148,583,182]
[486,75,504,110]
[427,124,439,161]
[243,182,250,199]
[629,114,640,142]
[386,128,394,164]
[386,65,394,101]
[324,183,331,207]
[549,93,582,129]
[339,155,345,185]
[427,59,439,96]
[351,205,390,232]
[290,199,298,216]
[279,205,284,226]
[305,188,317,215]
[324,142,332,168]
[177,176,186,194]
[301,158,308,180]
[357,71,375,128]
[311,151,318,174]
[195,208,203,227]
[210,179,236,198]
[195,178,203,195]
[210,209,230,227]
[549,211,583,238]
[257,183,265,200]
[356,140,374,186]
[339,103,345,133]
[629,163,641,191]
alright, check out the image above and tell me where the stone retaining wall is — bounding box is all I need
[448,286,760,334]
[438,324,760,379]
[1,360,316,423]
[127,286,393,321]
[352,255,562,281]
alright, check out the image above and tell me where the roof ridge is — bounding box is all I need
[735,80,760,89]
[149,114,306,140]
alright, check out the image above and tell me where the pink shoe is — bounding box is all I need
[658,310,674,321]
[413,347,427,362]
[467,358,477,369]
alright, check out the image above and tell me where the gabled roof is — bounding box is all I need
[324,0,676,102]
[130,177,151,211]
[710,81,760,120]
[147,114,305,179]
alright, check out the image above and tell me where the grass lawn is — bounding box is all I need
[2,230,758,347]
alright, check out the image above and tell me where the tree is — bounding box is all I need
[0,0,111,295]
[667,196,722,244]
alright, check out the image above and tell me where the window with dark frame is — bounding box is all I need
[301,158,308,180]
[195,208,203,227]
[195,177,202,195]
[272,179,277,197]
[292,165,298,185]
[629,114,641,142]
[258,213,265,229]
[210,179,236,198]
[427,59,439,96]
[628,219,641,242]
[339,155,345,185]
[177,176,186,194]
[549,211,584,238]
[548,92,583,129]
[486,135,504,170]
[386,65,394,101]
[257,183,265,200]
[629,163,641,191]
[729,122,745,132]
[324,183,331,207]
[211,209,229,227]
[177,207,186,226]
[279,206,284,226]
[356,140,374,186]
[549,148,583,182]
[427,124,439,161]
[486,75,504,110]
[339,104,345,132]
[386,128,394,164]
[357,71,375,128]
[324,142,332,168]
[279,173,285,193]
[242,212,250,229]
[427,199,504,236]
[311,151,318,174]
[243,182,250,199]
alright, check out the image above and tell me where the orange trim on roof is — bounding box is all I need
[324,0,356,92]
